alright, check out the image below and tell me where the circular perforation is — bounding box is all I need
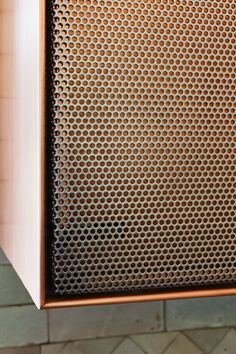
[48,0,236,296]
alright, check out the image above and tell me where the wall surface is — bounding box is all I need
[0,248,236,354]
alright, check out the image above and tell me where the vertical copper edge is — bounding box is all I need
[40,0,46,308]
[0,0,43,308]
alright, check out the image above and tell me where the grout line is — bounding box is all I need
[208,327,231,354]
[0,303,34,309]
[39,330,167,347]
[182,330,206,353]
[159,332,179,354]
[129,336,149,354]
[182,327,233,354]
[40,342,67,354]
[58,343,68,354]
[165,325,231,333]
[110,337,127,354]
[130,331,179,354]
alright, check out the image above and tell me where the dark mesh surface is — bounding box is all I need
[47,0,236,296]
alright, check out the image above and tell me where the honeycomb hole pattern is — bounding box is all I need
[48,0,236,296]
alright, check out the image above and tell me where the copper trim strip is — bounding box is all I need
[0,0,44,308]
[47,0,236,298]
[40,0,46,309]
[43,288,236,309]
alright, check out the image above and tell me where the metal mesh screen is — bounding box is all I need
[47,0,236,296]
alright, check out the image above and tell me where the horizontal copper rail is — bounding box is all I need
[43,288,236,309]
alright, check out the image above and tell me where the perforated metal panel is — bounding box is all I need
[47,0,236,296]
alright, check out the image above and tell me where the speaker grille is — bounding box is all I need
[48,0,236,296]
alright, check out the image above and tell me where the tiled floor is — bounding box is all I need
[1,250,236,354]
[39,328,236,354]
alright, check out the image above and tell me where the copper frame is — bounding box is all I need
[0,0,236,309]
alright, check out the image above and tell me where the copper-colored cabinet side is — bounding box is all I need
[0,0,45,308]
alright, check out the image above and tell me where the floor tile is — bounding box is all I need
[0,265,32,306]
[131,332,177,354]
[57,343,84,354]
[0,305,47,348]
[211,329,236,354]
[42,337,123,354]
[49,301,164,342]
[41,343,65,354]
[113,338,146,354]
[163,334,203,354]
[184,328,229,353]
[166,296,236,331]
[73,337,124,354]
